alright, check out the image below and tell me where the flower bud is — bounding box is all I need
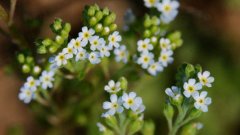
[143,30,151,38]
[105,116,118,130]
[144,16,152,28]
[52,19,62,32]
[95,11,103,21]
[128,120,144,135]
[103,13,116,26]
[189,109,202,119]
[49,46,58,53]
[22,64,30,73]
[26,56,33,64]
[185,64,195,78]
[152,16,160,26]
[109,24,117,32]
[33,66,41,75]
[95,23,103,33]
[102,7,110,15]
[142,121,155,135]
[61,30,69,39]
[151,25,159,34]
[37,46,47,54]
[119,77,128,91]
[63,23,71,33]
[151,36,158,46]
[170,94,183,106]
[42,38,52,47]
[180,123,197,135]
[55,35,64,45]
[89,16,98,26]
[163,103,174,120]
[87,6,95,17]
[101,27,110,36]
[17,54,25,63]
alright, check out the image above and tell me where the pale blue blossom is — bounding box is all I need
[192,91,212,112]
[183,79,202,98]
[103,94,124,115]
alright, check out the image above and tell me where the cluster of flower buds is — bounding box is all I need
[97,77,145,135]
[17,53,41,75]
[163,64,214,134]
[37,18,71,54]
[143,0,180,23]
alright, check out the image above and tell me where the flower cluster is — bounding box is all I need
[97,78,145,134]
[143,0,180,23]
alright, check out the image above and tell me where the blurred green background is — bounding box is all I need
[0,0,240,135]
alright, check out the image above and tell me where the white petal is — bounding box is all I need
[103,102,112,109]
[200,91,208,98]
[203,71,210,77]
[189,79,196,85]
[129,92,136,98]
[183,91,191,98]
[110,94,117,103]
[205,97,212,105]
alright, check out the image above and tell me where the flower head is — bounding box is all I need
[183,79,202,98]
[63,43,74,59]
[156,0,179,23]
[70,37,87,51]
[24,76,40,91]
[39,70,55,89]
[158,50,173,67]
[198,71,214,87]
[114,45,129,63]
[89,36,105,51]
[103,94,124,115]
[137,38,153,53]
[144,0,158,8]
[104,80,121,94]
[18,86,35,104]
[78,26,95,44]
[55,52,67,66]
[88,52,101,64]
[122,92,143,111]
[147,62,163,76]
[75,48,88,61]
[137,51,154,69]
[99,45,110,57]
[192,91,212,112]
[108,31,122,49]
[159,38,171,50]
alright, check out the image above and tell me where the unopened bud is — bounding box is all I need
[22,64,30,73]
[17,54,25,63]
[95,23,103,33]
[119,77,128,91]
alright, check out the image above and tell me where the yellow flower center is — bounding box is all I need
[75,41,80,47]
[201,78,207,84]
[127,99,134,105]
[84,32,89,38]
[198,99,204,104]
[142,44,147,49]
[143,57,149,62]
[59,55,64,60]
[161,55,168,61]
[149,0,156,4]
[164,4,172,12]
[111,37,115,42]
[188,86,194,92]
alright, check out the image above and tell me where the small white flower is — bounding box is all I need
[97,122,106,132]
[55,52,67,66]
[137,38,153,53]
[39,70,55,90]
[144,0,158,8]
[103,94,124,115]
[33,66,41,74]
[88,52,101,64]
[192,91,212,112]
[75,48,88,61]
[108,31,122,49]
[78,26,95,44]
[159,38,171,50]
[165,86,181,100]
[147,62,163,76]
[197,71,214,87]
[69,37,87,51]
[135,104,145,114]
[137,51,154,69]
[89,36,105,51]
[114,45,129,63]
[122,92,143,111]
[99,45,110,57]
[156,0,179,23]
[63,43,74,59]
[18,86,35,104]
[158,50,173,67]
[104,80,121,93]
[24,76,40,91]
[183,79,202,98]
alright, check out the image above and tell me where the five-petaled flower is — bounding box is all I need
[192,91,212,112]
[198,71,214,87]
[183,78,202,98]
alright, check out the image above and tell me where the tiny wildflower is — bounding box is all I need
[197,71,214,87]
[33,66,41,74]
[55,52,67,66]
[89,36,104,51]
[63,43,74,59]
[183,79,202,98]
[39,70,55,90]
[108,31,122,49]
[156,0,179,23]
[158,50,173,67]
[69,37,87,51]
[114,45,129,63]
[75,48,88,61]
[137,38,153,53]
[99,45,110,57]
[159,38,171,50]
[122,92,143,111]
[165,86,181,99]
[147,62,163,76]
[137,51,154,69]
[24,76,40,91]
[192,91,212,112]
[78,26,95,44]
[97,122,106,132]
[88,52,101,64]
[103,94,124,115]
[104,80,121,94]
[18,86,35,104]
[144,0,158,8]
